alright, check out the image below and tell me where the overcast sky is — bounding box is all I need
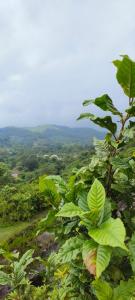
[0,0,135,127]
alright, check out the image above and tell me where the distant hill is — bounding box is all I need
[0,125,105,147]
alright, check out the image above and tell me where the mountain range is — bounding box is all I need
[0,125,105,147]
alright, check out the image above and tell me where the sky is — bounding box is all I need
[0,0,135,127]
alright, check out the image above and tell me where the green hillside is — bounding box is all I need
[0,124,104,147]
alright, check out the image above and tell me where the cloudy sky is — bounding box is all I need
[0,0,135,127]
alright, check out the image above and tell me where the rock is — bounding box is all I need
[36,232,56,254]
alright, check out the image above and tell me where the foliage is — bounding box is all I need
[35,55,135,299]
[0,250,35,299]
[0,182,46,222]
[2,54,135,299]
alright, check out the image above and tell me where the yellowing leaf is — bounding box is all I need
[82,241,111,278]
[84,250,97,276]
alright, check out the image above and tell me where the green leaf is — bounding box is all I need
[96,245,111,278]
[66,175,76,202]
[113,55,135,97]
[80,211,96,229]
[92,279,113,300]
[102,199,112,222]
[14,249,34,272]
[13,250,34,286]
[113,279,135,300]
[89,218,127,250]
[93,279,135,300]
[113,59,121,68]
[83,99,94,106]
[77,113,93,120]
[39,176,60,207]
[77,113,117,134]
[87,179,105,212]
[64,220,78,234]
[111,157,130,169]
[57,236,83,263]
[128,120,135,128]
[56,202,84,218]
[38,210,56,233]
[93,138,109,158]
[47,175,66,194]
[0,248,19,261]
[78,191,89,211]
[83,94,122,116]
[126,104,135,116]
[128,232,135,273]
[0,271,12,286]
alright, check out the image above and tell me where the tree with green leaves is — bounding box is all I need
[78,55,135,196]
[36,55,135,299]
[2,55,135,299]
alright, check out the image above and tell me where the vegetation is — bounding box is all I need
[1,54,135,299]
[0,125,104,147]
[0,222,29,243]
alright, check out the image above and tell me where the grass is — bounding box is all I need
[0,211,45,244]
[0,222,29,243]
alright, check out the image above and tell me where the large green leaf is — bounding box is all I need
[92,280,113,300]
[77,113,117,134]
[96,245,111,278]
[89,218,127,250]
[83,94,122,116]
[113,55,135,97]
[87,179,105,212]
[56,202,84,218]
[113,279,135,300]
[93,279,135,300]
[78,191,89,211]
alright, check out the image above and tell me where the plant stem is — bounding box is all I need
[106,113,129,196]
[117,113,129,141]
[106,148,116,196]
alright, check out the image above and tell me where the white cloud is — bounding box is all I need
[8,74,23,82]
[0,0,135,126]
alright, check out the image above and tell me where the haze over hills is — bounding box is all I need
[0,125,105,147]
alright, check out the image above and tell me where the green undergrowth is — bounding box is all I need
[0,211,46,250]
[0,222,29,243]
